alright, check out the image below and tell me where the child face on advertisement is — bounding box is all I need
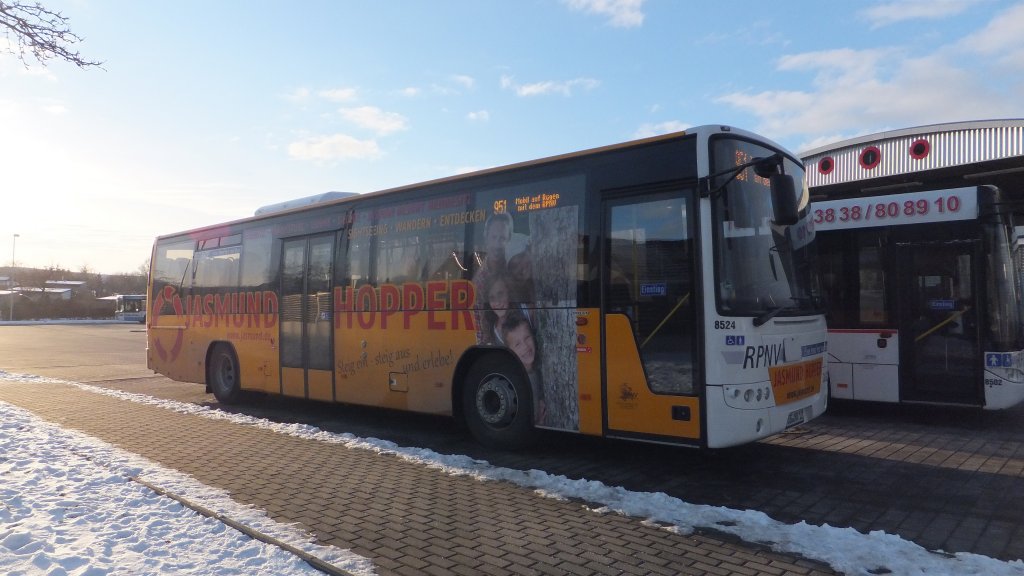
[505,322,536,371]
[488,277,510,314]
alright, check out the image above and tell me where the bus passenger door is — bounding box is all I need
[280,234,336,401]
[897,240,983,406]
[601,190,700,442]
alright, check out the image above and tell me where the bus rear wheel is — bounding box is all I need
[462,355,538,449]
[208,344,241,404]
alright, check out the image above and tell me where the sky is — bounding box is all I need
[3,368,1024,575]
[2,0,1024,275]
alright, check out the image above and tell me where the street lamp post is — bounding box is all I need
[9,233,18,321]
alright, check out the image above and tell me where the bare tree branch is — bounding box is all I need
[0,1,102,69]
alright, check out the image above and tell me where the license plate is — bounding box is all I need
[786,408,806,428]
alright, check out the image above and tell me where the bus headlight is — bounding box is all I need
[722,383,777,409]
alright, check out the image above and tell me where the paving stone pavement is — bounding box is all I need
[759,403,1024,561]
[0,380,838,576]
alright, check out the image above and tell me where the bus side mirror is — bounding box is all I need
[769,174,799,226]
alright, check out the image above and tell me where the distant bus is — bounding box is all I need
[148,127,828,449]
[115,294,147,323]
[803,119,1024,409]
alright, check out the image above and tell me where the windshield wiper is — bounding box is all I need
[753,306,784,327]
[177,258,192,294]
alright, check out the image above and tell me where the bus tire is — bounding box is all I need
[462,355,538,449]
[208,344,241,404]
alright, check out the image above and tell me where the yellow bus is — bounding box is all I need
[147,127,828,449]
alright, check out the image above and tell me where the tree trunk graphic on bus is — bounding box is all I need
[473,177,582,432]
[528,206,579,431]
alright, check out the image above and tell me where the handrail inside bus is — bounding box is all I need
[640,292,691,350]
[915,306,972,343]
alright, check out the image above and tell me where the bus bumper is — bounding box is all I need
[704,383,828,449]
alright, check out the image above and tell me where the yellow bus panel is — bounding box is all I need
[604,314,700,439]
[575,309,603,436]
[308,369,334,402]
[282,367,305,398]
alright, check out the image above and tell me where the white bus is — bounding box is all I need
[115,294,147,323]
[803,119,1024,409]
[148,127,829,449]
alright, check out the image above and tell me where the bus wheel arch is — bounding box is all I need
[458,349,538,449]
[207,342,242,404]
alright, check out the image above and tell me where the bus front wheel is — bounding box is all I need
[462,355,538,449]
[208,344,241,404]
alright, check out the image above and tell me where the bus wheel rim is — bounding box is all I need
[217,357,234,390]
[475,374,518,427]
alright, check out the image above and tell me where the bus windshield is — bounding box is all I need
[711,137,822,318]
[983,202,1024,351]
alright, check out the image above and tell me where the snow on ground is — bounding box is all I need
[0,387,374,576]
[1,369,1023,576]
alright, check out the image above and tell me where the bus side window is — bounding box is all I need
[608,260,634,318]
[194,249,241,289]
[378,235,424,284]
[345,236,371,289]
[241,228,274,289]
[817,235,849,326]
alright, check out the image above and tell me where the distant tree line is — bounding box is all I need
[4,264,147,320]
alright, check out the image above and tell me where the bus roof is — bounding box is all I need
[154,125,783,242]
[802,119,1024,194]
[154,131,678,241]
[254,192,359,216]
